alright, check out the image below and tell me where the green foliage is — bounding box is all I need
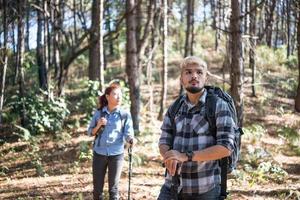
[242,146,271,168]
[247,161,288,185]
[243,124,266,144]
[77,80,101,119]
[277,126,300,155]
[284,54,298,69]
[278,77,298,98]
[277,125,299,146]
[8,90,69,134]
[256,45,299,73]
[129,152,148,167]
[196,27,216,49]
[78,141,93,162]
[13,125,31,141]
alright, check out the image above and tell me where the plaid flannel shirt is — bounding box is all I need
[159,89,236,195]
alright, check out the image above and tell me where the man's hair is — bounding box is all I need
[180,56,207,71]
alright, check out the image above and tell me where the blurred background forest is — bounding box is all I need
[0,0,300,199]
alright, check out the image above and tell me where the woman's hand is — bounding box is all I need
[96,117,107,128]
[93,117,107,136]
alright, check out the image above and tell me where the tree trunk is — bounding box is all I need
[158,0,168,121]
[244,0,248,34]
[36,0,48,91]
[99,0,105,90]
[105,5,114,56]
[89,0,105,91]
[0,0,8,124]
[89,0,100,81]
[265,0,276,47]
[147,2,160,117]
[43,0,49,90]
[25,3,30,51]
[181,0,194,95]
[126,0,140,131]
[211,0,219,50]
[230,0,244,127]
[53,0,63,80]
[184,0,194,57]
[249,0,257,97]
[286,0,291,58]
[17,0,27,126]
[295,2,300,112]
[73,0,78,41]
[274,3,279,48]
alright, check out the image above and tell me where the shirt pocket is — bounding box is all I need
[174,112,186,133]
[191,114,209,136]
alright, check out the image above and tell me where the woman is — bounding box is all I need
[87,83,134,200]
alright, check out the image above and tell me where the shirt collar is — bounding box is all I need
[102,106,121,114]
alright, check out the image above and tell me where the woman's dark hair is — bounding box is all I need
[98,84,120,110]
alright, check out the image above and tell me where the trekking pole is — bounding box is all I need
[128,142,133,200]
[170,163,180,200]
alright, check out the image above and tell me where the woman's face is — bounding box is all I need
[106,88,122,107]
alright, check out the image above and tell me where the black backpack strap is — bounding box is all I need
[94,109,107,147]
[168,95,184,148]
[204,87,228,199]
[205,88,218,138]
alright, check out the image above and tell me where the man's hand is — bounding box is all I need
[163,150,187,176]
[164,150,187,163]
[165,159,181,176]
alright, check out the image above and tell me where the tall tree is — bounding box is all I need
[0,0,8,124]
[286,0,291,58]
[184,0,195,57]
[265,0,276,47]
[295,1,300,112]
[53,0,63,80]
[43,0,50,90]
[249,0,257,97]
[158,0,168,120]
[89,0,104,91]
[16,0,27,126]
[230,0,244,126]
[126,0,140,131]
[25,2,30,51]
[36,0,48,91]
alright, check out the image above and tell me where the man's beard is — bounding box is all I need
[185,86,204,94]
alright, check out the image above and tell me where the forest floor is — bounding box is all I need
[1,56,300,200]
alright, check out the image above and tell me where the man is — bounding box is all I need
[158,56,236,200]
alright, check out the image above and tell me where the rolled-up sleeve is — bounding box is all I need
[124,112,134,142]
[159,110,174,147]
[87,110,100,136]
[215,99,236,152]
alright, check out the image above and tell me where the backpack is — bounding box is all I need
[167,85,243,199]
[94,108,128,147]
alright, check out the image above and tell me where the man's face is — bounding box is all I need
[180,63,207,94]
